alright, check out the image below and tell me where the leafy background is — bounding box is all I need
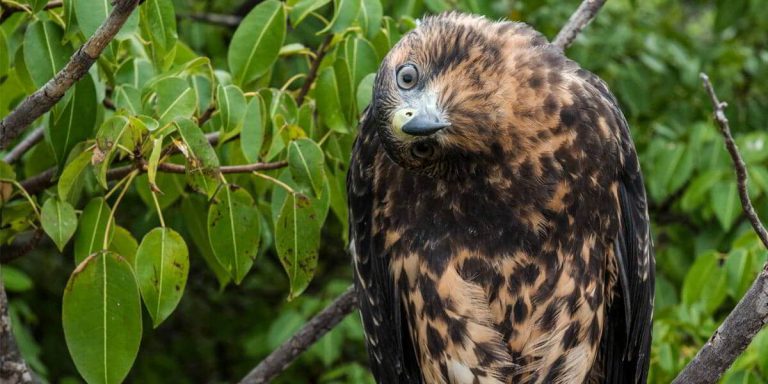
[1,0,768,383]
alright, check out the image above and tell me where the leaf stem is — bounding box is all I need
[103,170,137,249]
[252,171,296,195]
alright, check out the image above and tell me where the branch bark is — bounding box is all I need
[552,0,607,49]
[238,286,357,384]
[2,127,44,164]
[671,74,768,384]
[176,12,242,28]
[0,0,142,150]
[296,35,333,106]
[0,272,34,383]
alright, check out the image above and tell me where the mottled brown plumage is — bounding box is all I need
[348,13,654,384]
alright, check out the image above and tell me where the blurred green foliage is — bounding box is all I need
[1,0,768,383]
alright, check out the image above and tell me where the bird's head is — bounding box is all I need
[367,13,550,177]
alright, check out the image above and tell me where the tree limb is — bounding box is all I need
[2,127,44,165]
[0,272,34,383]
[671,74,768,384]
[552,0,607,49]
[296,35,333,106]
[0,230,44,264]
[238,286,357,384]
[0,0,142,150]
[176,12,242,28]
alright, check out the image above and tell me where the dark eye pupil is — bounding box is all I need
[402,73,413,83]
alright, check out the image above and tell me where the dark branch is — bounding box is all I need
[552,0,607,49]
[176,12,242,28]
[238,286,357,384]
[296,35,333,106]
[2,127,44,164]
[0,273,34,383]
[671,74,768,383]
[0,230,44,264]
[0,0,142,150]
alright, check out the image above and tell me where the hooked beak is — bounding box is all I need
[393,108,451,137]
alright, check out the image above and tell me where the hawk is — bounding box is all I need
[348,13,654,384]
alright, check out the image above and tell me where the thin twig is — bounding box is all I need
[671,74,768,384]
[238,286,357,384]
[176,12,242,28]
[0,0,142,150]
[0,0,62,23]
[2,127,44,164]
[0,273,34,383]
[552,0,607,49]
[296,35,333,106]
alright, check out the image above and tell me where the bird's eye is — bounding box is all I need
[396,64,419,90]
[411,141,434,159]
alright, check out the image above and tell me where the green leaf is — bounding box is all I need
[288,0,331,26]
[58,149,92,204]
[216,84,247,135]
[23,20,72,88]
[1,266,33,292]
[109,226,139,266]
[113,85,142,114]
[228,0,286,85]
[74,198,113,265]
[344,37,379,97]
[180,196,230,288]
[154,77,197,126]
[41,198,77,252]
[75,0,139,40]
[0,29,9,77]
[276,193,321,300]
[315,67,348,133]
[135,227,189,327]
[135,173,184,211]
[319,0,361,34]
[63,252,142,384]
[356,73,376,115]
[115,58,155,89]
[47,73,98,166]
[725,248,755,299]
[358,0,383,39]
[682,251,728,314]
[711,181,741,231]
[288,138,325,197]
[175,118,220,197]
[241,95,266,163]
[207,187,261,284]
[93,116,135,188]
[139,0,178,69]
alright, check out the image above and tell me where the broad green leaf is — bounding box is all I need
[115,58,155,89]
[270,169,331,227]
[275,193,321,300]
[216,84,247,135]
[147,138,163,187]
[288,138,325,197]
[1,266,33,292]
[154,77,197,126]
[288,0,331,26]
[109,226,138,266]
[113,85,142,115]
[682,251,728,314]
[74,198,114,264]
[180,196,230,288]
[135,173,184,210]
[228,0,286,85]
[63,252,142,384]
[208,187,261,284]
[318,0,361,34]
[47,73,98,166]
[332,58,354,122]
[356,73,376,115]
[725,248,755,299]
[23,20,72,88]
[63,0,78,39]
[93,116,134,188]
[135,227,189,327]
[58,149,92,204]
[315,67,348,133]
[139,0,178,69]
[344,38,379,96]
[241,95,265,163]
[358,0,383,39]
[711,181,740,231]
[175,118,220,197]
[41,198,77,252]
[0,29,9,77]
[75,0,139,40]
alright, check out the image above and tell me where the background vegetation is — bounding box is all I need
[1,0,768,383]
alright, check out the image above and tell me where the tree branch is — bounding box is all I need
[2,127,44,165]
[296,35,333,106]
[0,0,142,150]
[0,273,34,383]
[176,12,242,28]
[0,230,44,264]
[552,0,607,49]
[671,74,768,384]
[238,286,357,384]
